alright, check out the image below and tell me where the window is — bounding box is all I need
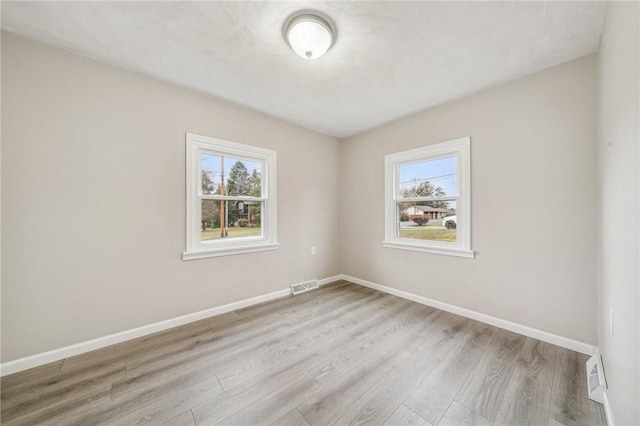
[383,136,473,258]
[183,133,278,260]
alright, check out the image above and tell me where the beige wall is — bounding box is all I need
[1,32,341,362]
[597,3,640,424]
[0,27,613,378]
[341,55,598,345]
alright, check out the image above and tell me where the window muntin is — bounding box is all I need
[384,137,473,258]
[184,133,278,260]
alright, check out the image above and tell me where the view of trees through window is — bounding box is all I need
[200,154,263,241]
[397,156,457,242]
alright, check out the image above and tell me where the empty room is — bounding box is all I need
[1,1,638,425]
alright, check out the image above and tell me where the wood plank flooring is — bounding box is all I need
[0,281,605,426]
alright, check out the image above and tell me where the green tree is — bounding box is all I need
[227,161,251,196]
[224,163,264,227]
[248,169,262,225]
[249,169,261,197]
[225,161,250,225]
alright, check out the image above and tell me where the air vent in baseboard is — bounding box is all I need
[291,279,319,295]
[586,352,607,404]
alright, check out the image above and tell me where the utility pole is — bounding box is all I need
[220,157,227,238]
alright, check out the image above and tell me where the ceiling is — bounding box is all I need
[1,1,606,138]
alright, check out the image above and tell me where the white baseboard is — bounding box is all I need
[1,274,346,376]
[603,392,615,426]
[341,274,597,356]
[1,283,301,376]
[0,272,592,376]
[318,275,343,286]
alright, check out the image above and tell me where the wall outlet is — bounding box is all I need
[310,246,316,256]
[608,307,614,335]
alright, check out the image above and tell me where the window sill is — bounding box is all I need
[382,240,475,258]
[183,242,280,260]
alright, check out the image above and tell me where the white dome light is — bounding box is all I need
[284,13,335,60]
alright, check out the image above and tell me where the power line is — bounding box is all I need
[399,173,455,185]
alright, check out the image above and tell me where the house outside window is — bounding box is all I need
[183,133,278,260]
[383,136,473,258]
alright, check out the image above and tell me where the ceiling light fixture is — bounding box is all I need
[283,12,336,60]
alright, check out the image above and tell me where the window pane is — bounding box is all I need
[201,153,262,197]
[201,200,262,241]
[398,156,457,198]
[398,200,457,242]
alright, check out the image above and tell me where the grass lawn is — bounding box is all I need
[399,227,456,242]
[202,226,262,240]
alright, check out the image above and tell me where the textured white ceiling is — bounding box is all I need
[1,1,606,137]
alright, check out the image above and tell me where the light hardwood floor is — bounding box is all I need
[0,281,606,426]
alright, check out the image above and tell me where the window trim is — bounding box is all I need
[183,133,278,260]
[383,136,474,258]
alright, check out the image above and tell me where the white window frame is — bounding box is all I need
[383,136,474,258]
[183,133,278,260]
